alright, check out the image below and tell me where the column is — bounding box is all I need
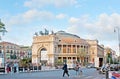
[66,45,68,53]
[61,45,63,53]
[71,44,73,53]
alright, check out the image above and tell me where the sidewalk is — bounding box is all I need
[0,68,61,74]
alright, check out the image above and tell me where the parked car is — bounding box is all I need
[110,64,119,71]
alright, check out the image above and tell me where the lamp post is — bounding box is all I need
[114,27,120,61]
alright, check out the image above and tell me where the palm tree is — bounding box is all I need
[0,19,5,28]
[0,19,7,37]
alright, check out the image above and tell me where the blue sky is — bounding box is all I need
[0,0,120,55]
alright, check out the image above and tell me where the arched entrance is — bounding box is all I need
[40,48,48,66]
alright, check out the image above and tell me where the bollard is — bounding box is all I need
[23,67,25,72]
[106,70,109,79]
[5,66,7,74]
[16,67,19,73]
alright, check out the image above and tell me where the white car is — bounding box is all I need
[86,63,94,68]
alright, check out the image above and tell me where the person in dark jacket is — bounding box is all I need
[62,62,69,77]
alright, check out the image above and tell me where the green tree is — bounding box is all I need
[77,47,87,66]
[19,58,31,67]
[106,49,113,64]
[54,59,63,66]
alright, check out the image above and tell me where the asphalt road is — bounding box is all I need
[0,68,105,79]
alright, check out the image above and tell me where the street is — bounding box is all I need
[0,68,105,79]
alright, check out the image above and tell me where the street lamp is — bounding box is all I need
[114,27,120,59]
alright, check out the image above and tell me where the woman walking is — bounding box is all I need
[75,63,82,76]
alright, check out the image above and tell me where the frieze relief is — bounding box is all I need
[39,37,50,41]
[37,44,42,48]
[33,36,54,43]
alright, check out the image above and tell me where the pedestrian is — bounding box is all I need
[13,65,16,73]
[6,65,10,73]
[75,64,79,75]
[13,62,18,73]
[79,63,82,76]
[74,63,82,76]
[62,62,69,77]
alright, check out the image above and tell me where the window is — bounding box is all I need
[7,46,9,49]
[58,45,61,53]
[63,45,66,53]
[68,45,71,53]
[73,45,76,53]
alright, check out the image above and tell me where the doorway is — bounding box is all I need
[40,48,48,66]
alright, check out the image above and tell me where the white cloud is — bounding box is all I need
[24,0,78,8]
[67,13,120,41]
[54,0,77,7]
[67,13,120,55]
[56,14,67,19]
[69,17,79,23]
[7,9,55,26]
[23,9,54,21]
[24,0,51,8]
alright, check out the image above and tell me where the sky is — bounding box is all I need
[0,0,120,55]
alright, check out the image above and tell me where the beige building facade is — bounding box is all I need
[0,41,32,64]
[32,31,104,67]
[86,40,104,67]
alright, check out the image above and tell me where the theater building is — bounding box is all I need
[32,31,104,68]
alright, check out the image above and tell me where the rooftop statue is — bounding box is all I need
[34,28,50,36]
[44,28,49,35]
[39,29,49,36]
[39,31,44,35]
[34,32,38,36]
[51,30,54,34]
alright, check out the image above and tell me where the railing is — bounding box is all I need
[0,66,57,74]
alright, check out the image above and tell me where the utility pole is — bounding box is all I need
[114,27,120,62]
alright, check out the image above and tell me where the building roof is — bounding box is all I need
[55,31,80,38]
[55,31,89,45]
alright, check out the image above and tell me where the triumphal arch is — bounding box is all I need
[32,30,57,66]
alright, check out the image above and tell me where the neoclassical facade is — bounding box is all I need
[32,31,104,67]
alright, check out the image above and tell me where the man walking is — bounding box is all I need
[62,62,69,77]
